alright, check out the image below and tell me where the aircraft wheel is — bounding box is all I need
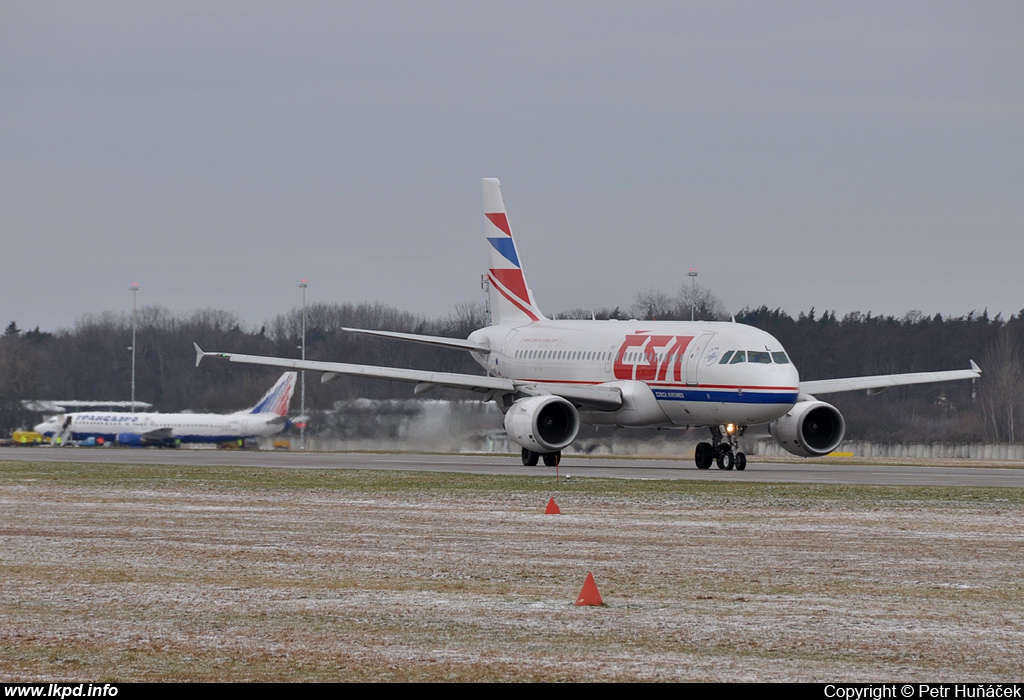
[521,448,539,466]
[716,450,735,470]
[735,452,747,471]
[543,451,561,467]
[695,442,713,469]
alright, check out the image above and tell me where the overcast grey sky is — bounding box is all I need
[3,1,1022,332]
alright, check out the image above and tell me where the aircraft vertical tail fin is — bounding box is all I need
[249,372,298,416]
[483,178,546,324]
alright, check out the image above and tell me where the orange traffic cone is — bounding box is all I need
[545,497,561,515]
[575,572,604,606]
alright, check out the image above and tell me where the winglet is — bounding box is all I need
[970,359,982,374]
[194,342,228,367]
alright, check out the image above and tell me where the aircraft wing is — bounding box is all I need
[799,361,981,396]
[195,344,516,393]
[138,427,175,443]
[514,382,623,410]
[194,344,623,410]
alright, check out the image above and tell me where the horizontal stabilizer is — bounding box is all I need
[342,327,489,353]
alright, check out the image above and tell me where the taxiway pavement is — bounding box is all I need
[2,447,1022,487]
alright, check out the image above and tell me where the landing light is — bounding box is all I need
[725,423,737,436]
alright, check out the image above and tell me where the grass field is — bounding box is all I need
[2,460,1023,682]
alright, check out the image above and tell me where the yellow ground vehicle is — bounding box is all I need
[11,431,50,446]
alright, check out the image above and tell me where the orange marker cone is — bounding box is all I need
[575,572,604,606]
[545,497,561,515]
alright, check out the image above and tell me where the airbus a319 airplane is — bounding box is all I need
[195,179,980,470]
[35,372,297,447]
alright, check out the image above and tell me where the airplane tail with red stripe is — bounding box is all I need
[248,371,297,416]
[483,178,546,325]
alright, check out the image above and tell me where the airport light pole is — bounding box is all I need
[129,282,139,413]
[298,279,307,450]
[687,268,698,322]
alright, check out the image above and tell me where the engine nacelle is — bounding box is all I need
[769,400,846,458]
[116,432,146,447]
[504,395,580,453]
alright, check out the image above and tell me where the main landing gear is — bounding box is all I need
[522,448,561,467]
[694,425,747,471]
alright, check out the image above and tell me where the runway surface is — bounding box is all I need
[2,447,1023,487]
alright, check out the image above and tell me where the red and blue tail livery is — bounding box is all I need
[483,178,545,324]
[250,371,297,416]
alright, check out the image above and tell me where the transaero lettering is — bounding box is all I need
[825,686,1022,699]
[79,415,141,423]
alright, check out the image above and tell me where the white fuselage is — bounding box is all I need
[35,411,285,444]
[468,319,801,428]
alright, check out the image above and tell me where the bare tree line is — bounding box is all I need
[2,288,1022,443]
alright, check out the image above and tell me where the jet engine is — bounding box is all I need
[116,432,180,448]
[504,395,580,453]
[769,399,846,458]
[115,433,146,447]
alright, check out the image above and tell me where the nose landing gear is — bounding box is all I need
[694,425,747,471]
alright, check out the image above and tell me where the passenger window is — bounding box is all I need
[730,351,746,364]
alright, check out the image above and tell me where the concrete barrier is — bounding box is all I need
[749,439,1024,461]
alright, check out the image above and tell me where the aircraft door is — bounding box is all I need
[496,330,519,377]
[603,345,617,375]
[684,332,716,386]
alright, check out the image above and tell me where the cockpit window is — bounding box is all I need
[721,350,791,364]
[748,351,771,364]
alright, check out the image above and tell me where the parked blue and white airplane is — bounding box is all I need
[195,179,980,470]
[35,372,297,447]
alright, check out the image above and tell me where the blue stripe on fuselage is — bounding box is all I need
[71,432,255,444]
[652,388,798,404]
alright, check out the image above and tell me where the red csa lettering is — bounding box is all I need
[613,334,693,381]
